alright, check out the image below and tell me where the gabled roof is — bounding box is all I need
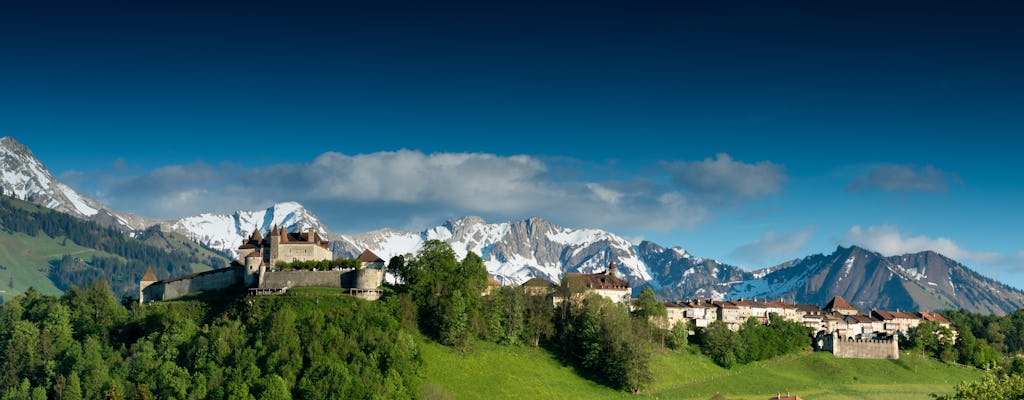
[795,304,821,313]
[356,249,384,263]
[918,311,950,324]
[564,272,630,290]
[824,295,858,311]
[142,267,157,282]
[713,301,738,309]
[845,315,876,324]
[872,309,920,321]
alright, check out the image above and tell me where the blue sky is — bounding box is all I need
[3,1,1023,285]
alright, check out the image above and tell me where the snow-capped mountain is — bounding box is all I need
[167,202,330,258]
[333,216,658,289]
[726,245,1024,314]
[636,240,753,300]
[0,136,156,231]
[5,135,1022,314]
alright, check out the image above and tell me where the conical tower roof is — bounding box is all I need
[142,267,157,282]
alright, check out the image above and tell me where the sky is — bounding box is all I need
[3,1,1023,285]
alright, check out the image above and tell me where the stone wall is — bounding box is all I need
[141,267,242,303]
[260,269,348,289]
[820,332,899,359]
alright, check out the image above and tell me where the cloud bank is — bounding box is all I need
[661,153,787,200]
[74,150,787,233]
[846,164,958,193]
[841,224,1023,270]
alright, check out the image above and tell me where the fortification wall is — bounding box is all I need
[821,332,898,359]
[260,269,349,289]
[141,267,242,303]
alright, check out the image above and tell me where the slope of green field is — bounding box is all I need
[0,230,118,298]
[421,341,984,400]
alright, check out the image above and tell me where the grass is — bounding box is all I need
[0,230,119,298]
[419,340,626,400]
[420,341,984,400]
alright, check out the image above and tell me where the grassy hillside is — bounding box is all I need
[421,341,984,400]
[0,194,230,301]
[0,230,121,298]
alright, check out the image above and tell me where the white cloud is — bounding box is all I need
[841,224,968,259]
[87,150,711,233]
[730,229,814,266]
[846,164,958,193]
[840,225,1024,271]
[661,153,787,200]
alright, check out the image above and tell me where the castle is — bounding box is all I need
[237,225,333,269]
[139,226,384,303]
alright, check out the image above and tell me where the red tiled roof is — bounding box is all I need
[356,249,383,263]
[873,309,920,321]
[487,275,501,287]
[918,311,950,324]
[795,304,821,313]
[565,272,630,290]
[713,301,738,309]
[845,315,876,324]
[824,295,858,311]
[244,250,261,258]
[142,267,157,282]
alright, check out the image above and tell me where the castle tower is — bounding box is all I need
[242,250,263,287]
[139,267,157,304]
[269,224,281,267]
[606,261,617,278]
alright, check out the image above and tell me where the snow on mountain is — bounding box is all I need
[0,136,104,218]
[334,216,657,290]
[167,201,330,258]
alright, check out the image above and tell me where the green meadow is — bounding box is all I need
[420,340,984,400]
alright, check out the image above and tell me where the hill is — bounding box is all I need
[0,194,229,300]
[420,341,983,399]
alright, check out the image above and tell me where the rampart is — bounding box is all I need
[141,264,387,303]
[141,267,241,303]
[261,269,348,289]
[820,332,898,359]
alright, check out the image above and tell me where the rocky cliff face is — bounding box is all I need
[0,136,157,231]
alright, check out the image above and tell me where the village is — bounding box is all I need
[525,260,954,360]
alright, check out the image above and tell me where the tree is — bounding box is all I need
[666,321,688,350]
[933,371,1024,400]
[387,255,406,283]
[522,292,554,347]
[632,286,668,343]
[698,321,740,368]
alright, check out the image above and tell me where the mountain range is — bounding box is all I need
[2,136,1023,314]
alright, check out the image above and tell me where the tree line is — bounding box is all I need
[0,281,421,399]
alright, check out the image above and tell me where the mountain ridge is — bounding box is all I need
[3,135,1023,314]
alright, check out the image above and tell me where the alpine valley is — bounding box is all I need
[2,136,1023,314]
